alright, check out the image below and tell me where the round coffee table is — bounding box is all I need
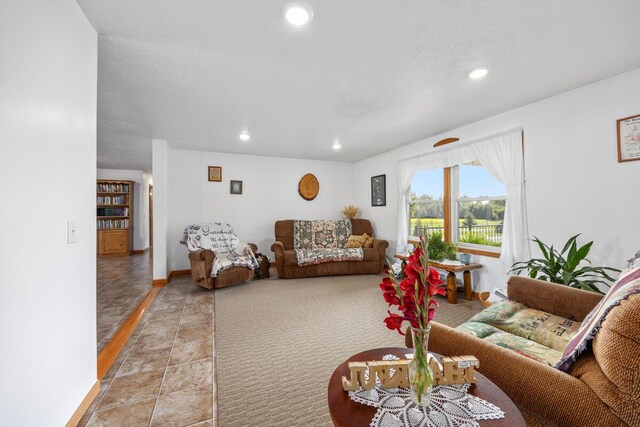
[328,347,526,427]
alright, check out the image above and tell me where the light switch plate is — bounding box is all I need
[67,220,77,244]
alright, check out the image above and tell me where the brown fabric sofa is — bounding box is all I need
[187,243,258,289]
[270,219,388,279]
[415,276,639,426]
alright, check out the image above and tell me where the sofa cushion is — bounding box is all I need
[293,248,364,266]
[467,300,580,352]
[458,321,563,366]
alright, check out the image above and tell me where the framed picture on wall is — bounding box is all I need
[617,113,640,162]
[230,180,243,195]
[208,166,222,182]
[371,174,386,207]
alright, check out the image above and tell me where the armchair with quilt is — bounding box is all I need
[181,223,261,289]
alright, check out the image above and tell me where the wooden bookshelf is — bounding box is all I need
[97,180,133,256]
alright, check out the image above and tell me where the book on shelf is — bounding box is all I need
[96,183,130,193]
[97,218,129,229]
[97,207,128,217]
[96,195,128,204]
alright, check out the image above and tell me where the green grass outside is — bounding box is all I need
[410,217,503,247]
[410,218,502,228]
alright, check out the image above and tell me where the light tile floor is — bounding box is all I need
[97,252,154,352]
[82,273,216,426]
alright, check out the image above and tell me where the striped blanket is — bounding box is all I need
[556,264,640,372]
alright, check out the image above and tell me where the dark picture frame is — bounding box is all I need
[230,180,243,195]
[208,166,222,182]
[371,174,386,207]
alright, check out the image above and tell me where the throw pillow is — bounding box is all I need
[627,250,640,269]
[344,234,367,248]
[364,234,374,248]
[556,264,640,372]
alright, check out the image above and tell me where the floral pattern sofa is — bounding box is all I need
[419,272,640,426]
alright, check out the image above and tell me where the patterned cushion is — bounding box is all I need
[294,248,364,266]
[344,234,367,248]
[458,322,563,366]
[293,220,352,249]
[364,235,374,248]
[467,301,580,352]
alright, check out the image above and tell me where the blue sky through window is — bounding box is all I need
[411,165,505,197]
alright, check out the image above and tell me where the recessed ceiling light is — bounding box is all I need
[283,3,313,26]
[239,131,250,142]
[467,67,489,80]
[332,141,342,150]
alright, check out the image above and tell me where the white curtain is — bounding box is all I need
[396,129,529,272]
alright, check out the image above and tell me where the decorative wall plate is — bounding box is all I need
[298,173,319,201]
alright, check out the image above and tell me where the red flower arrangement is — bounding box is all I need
[380,236,445,334]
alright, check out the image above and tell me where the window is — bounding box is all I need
[409,162,506,256]
[409,169,444,237]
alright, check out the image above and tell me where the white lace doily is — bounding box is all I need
[348,355,505,427]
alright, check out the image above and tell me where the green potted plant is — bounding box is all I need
[425,231,457,261]
[509,234,620,294]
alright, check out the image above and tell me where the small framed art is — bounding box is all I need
[208,166,222,182]
[371,174,386,207]
[230,180,243,195]
[617,113,640,162]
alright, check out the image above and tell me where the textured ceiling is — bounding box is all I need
[77,0,640,172]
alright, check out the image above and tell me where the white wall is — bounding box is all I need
[166,148,355,272]
[353,68,640,292]
[0,1,97,425]
[152,139,170,279]
[142,172,153,249]
[97,168,152,250]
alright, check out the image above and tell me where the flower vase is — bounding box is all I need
[409,325,434,407]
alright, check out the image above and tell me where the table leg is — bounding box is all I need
[463,270,472,301]
[446,272,457,304]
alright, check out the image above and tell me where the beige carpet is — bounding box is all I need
[214,274,483,427]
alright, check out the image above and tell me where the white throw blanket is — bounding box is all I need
[181,223,258,277]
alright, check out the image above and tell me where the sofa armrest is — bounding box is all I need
[270,241,285,278]
[507,276,602,321]
[372,239,389,272]
[188,249,216,281]
[427,322,623,426]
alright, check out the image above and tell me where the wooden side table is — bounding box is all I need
[328,347,526,427]
[394,254,482,304]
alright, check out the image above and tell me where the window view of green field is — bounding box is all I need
[410,165,506,248]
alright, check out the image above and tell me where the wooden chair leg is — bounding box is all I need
[447,272,457,304]
[463,270,472,301]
